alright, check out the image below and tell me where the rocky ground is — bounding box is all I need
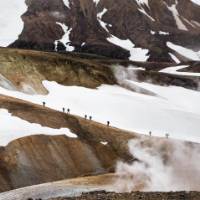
[50,191,200,200]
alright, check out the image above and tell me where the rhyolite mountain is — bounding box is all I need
[0,0,200,198]
[9,0,200,62]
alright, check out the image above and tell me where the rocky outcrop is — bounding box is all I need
[0,48,116,94]
[9,0,200,62]
[0,48,199,95]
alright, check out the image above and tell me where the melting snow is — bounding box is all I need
[166,1,188,31]
[0,109,77,146]
[0,74,16,90]
[97,8,109,32]
[55,22,74,52]
[107,35,149,62]
[0,0,27,47]
[100,141,108,145]
[159,31,169,35]
[138,9,155,21]
[160,65,200,77]
[63,0,70,8]
[169,53,180,64]
[191,20,200,27]
[150,30,155,35]
[135,0,149,8]
[135,0,155,21]
[167,42,200,61]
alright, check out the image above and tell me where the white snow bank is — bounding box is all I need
[0,0,27,47]
[0,109,77,146]
[55,22,74,51]
[160,65,200,77]
[167,42,200,61]
[1,79,200,143]
[107,35,149,62]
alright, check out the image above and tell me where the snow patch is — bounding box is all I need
[1,79,200,143]
[166,1,188,31]
[0,109,77,146]
[97,8,109,32]
[0,74,16,90]
[159,31,169,35]
[167,41,200,61]
[107,35,149,62]
[0,0,27,47]
[101,141,108,145]
[150,30,155,35]
[160,65,200,77]
[135,0,149,8]
[169,53,180,64]
[62,0,70,8]
[93,0,100,6]
[135,0,155,21]
[55,22,74,51]
[190,0,200,6]
[138,9,155,21]
[191,20,200,27]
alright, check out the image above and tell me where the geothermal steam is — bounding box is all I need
[115,137,200,192]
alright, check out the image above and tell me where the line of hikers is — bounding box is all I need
[149,131,170,139]
[43,102,170,137]
[42,102,110,127]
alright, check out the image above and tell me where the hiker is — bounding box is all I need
[149,131,152,137]
[165,133,169,139]
[62,107,65,113]
[67,108,70,114]
[107,121,110,126]
[89,116,92,120]
[84,115,87,119]
[42,102,46,107]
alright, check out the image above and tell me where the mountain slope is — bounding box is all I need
[0,48,200,142]
[0,0,199,62]
[0,48,200,194]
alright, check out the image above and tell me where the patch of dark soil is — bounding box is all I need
[50,191,200,200]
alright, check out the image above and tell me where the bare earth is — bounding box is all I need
[50,191,200,200]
